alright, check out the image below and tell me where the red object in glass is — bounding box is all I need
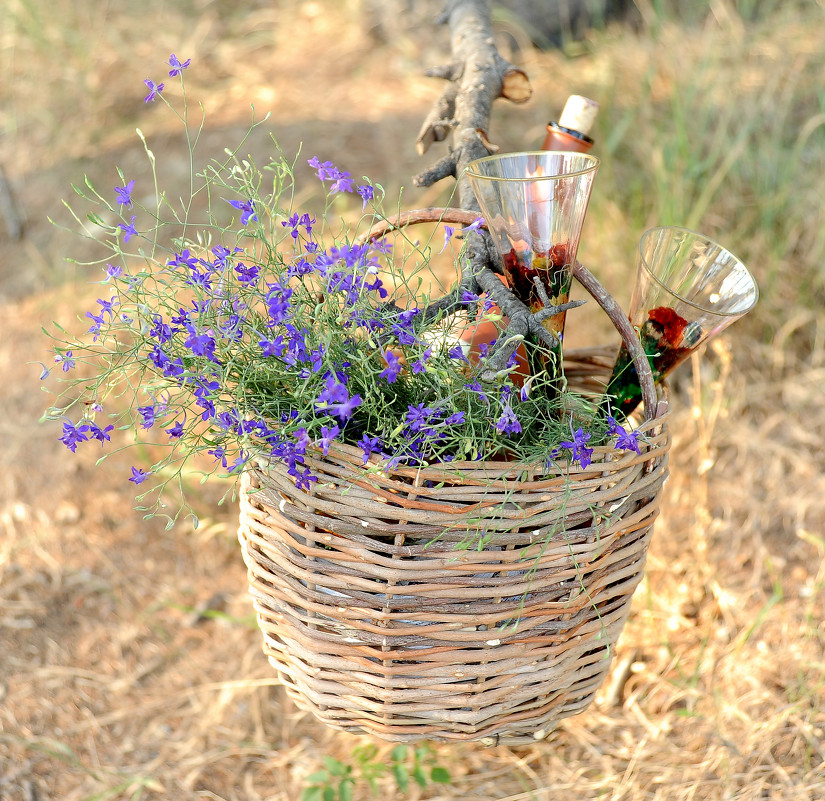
[604,305,696,416]
[501,244,571,317]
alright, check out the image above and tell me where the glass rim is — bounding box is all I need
[638,225,759,317]
[464,150,600,181]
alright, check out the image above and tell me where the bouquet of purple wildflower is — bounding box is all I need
[42,55,643,525]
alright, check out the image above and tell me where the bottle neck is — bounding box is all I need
[541,121,594,153]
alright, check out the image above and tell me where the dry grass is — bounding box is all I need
[1,0,824,798]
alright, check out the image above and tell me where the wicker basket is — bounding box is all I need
[237,342,670,744]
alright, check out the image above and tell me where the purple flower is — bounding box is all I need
[115,180,134,208]
[300,213,315,235]
[370,237,393,255]
[307,156,355,193]
[465,380,488,403]
[219,313,245,343]
[293,428,311,454]
[167,249,201,270]
[184,330,219,363]
[149,315,173,344]
[264,282,294,324]
[309,347,325,373]
[358,434,383,465]
[307,156,337,181]
[97,296,118,318]
[615,429,641,453]
[209,245,240,270]
[106,263,123,280]
[137,404,157,429]
[216,409,241,433]
[282,212,301,239]
[326,393,362,422]
[405,403,434,432]
[235,262,260,284]
[411,347,432,374]
[147,345,184,378]
[440,218,483,252]
[315,373,348,409]
[166,419,185,438]
[441,225,455,253]
[391,308,420,346]
[379,350,403,383]
[329,172,354,194]
[282,324,310,366]
[85,310,104,340]
[167,54,191,77]
[59,420,89,452]
[208,446,228,468]
[559,427,594,469]
[228,451,249,473]
[495,387,521,436]
[54,351,75,372]
[290,465,317,491]
[317,424,340,456]
[170,307,193,326]
[118,216,138,242]
[129,466,151,484]
[143,79,164,103]
[225,198,257,226]
[607,416,641,454]
[448,344,469,364]
[87,422,114,444]
[357,184,374,209]
[260,336,286,358]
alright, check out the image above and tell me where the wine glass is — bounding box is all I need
[604,226,759,417]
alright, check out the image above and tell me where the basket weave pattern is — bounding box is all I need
[238,349,670,744]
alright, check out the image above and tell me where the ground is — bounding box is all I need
[1,2,824,799]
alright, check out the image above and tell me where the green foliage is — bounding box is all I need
[300,743,451,801]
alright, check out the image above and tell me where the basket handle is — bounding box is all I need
[360,207,661,422]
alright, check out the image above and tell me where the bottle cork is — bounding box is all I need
[558,95,599,137]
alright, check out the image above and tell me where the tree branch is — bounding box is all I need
[407,2,543,376]
[413,0,532,209]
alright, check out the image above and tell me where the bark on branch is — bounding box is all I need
[414,0,531,210]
